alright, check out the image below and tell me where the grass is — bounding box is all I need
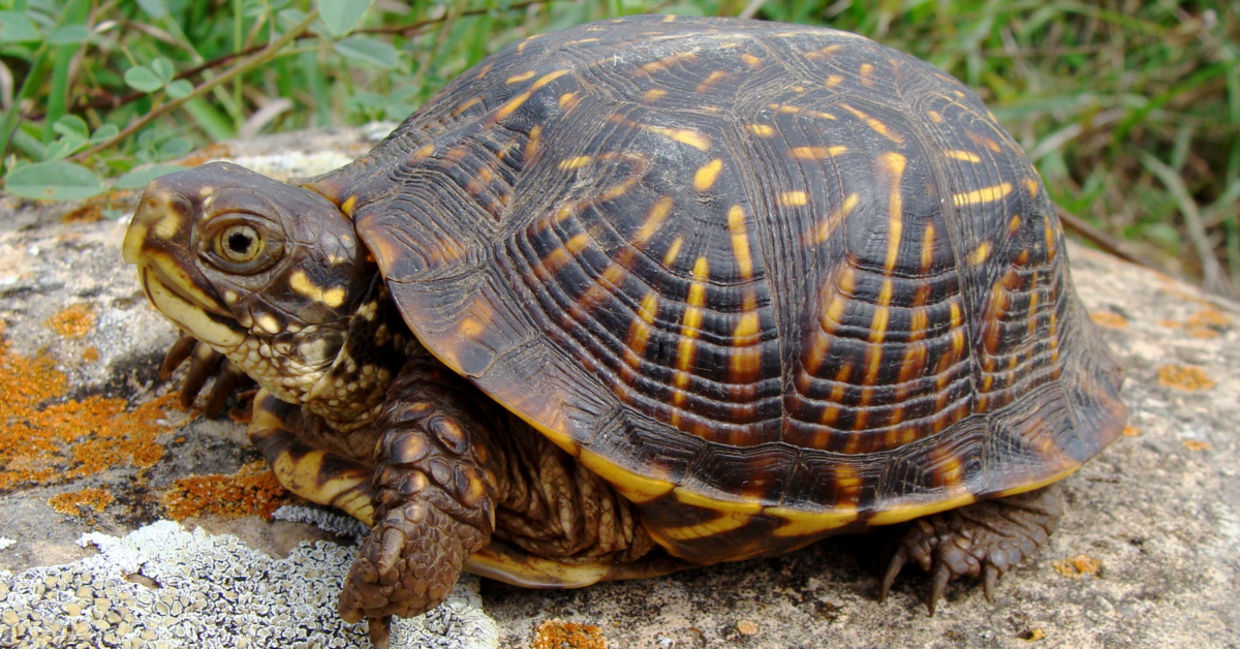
[2,0,1237,296]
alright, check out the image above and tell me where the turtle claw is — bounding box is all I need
[367,615,393,649]
[879,546,908,603]
[982,563,1000,602]
[880,487,1064,615]
[161,333,252,417]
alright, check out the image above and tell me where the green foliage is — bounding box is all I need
[0,0,1236,294]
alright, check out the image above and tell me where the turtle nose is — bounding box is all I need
[122,181,187,265]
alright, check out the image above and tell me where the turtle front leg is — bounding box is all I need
[337,359,500,647]
[247,390,378,524]
[880,485,1064,614]
[161,333,253,416]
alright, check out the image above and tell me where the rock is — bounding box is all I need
[1,128,1236,648]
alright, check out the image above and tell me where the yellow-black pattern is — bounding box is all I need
[310,14,1125,561]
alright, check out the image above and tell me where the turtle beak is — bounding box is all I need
[124,173,246,349]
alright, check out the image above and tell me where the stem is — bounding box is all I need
[71,10,321,161]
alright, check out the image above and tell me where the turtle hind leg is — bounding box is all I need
[880,484,1065,614]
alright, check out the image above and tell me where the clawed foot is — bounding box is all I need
[161,333,253,416]
[339,502,485,648]
[879,486,1064,614]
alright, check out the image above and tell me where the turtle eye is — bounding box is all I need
[216,223,263,262]
[202,217,283,273]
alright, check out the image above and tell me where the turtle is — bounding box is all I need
[122,13,1128,647]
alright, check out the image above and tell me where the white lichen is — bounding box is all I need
[0,520,497,649]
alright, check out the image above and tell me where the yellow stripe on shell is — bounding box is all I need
[880,152,907,274]
[726,205,754,279]
[693,159,724,191]
[944,150,982,163]
[953,182,1014,207]
[840,103,905,145]
[791,145,848,159]
[769,505,858,537]
[806,192,858,246]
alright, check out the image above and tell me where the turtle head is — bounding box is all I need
[124,161,406,418]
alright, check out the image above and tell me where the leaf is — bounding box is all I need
[89,124,120,145]
[124,66,164,92]
[0,11,43,42]
[317,0,372,37]
[48,24,90,45]
[150,57,175,83]
[166,79,193,98]
[5,161,107,201]
[53,115,90,140]
[114,164,187,190]
[136,0,170,19]
[333,34,399,69]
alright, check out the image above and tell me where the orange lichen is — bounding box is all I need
[49,487,115,515]
[1121,425,1141,437]
[1156,365,1215,391]
[160,460,292,520]
[46,304,96,339]
[82,347,100,363]
[1183,440,1212,452]
[0,335,179,491]
[532,620,607,649]
[736,620,760,635]
[61,204,104,223]
[1089,311,1127,329]
[1021,628,1046,641]
[1052,554,1101,578]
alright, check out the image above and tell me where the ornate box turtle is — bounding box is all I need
[123,14,1127,647]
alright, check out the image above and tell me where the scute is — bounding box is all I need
[317,15,1126,553]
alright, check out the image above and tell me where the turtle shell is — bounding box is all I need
[310,15,1126,561]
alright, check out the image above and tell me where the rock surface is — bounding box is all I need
[1,129,1237,649]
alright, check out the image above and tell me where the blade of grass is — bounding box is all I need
[1138,150,1232,296]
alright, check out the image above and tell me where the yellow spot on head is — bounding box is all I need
[693,159,724,192]
[255,313,281,335]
